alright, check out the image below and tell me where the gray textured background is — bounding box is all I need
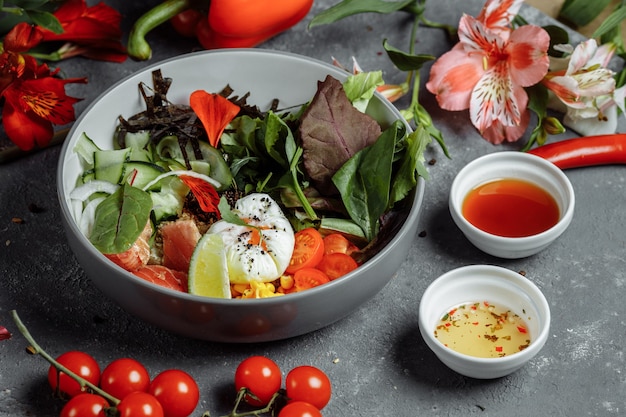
[1,0,625,415]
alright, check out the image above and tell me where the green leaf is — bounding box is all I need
[342,70,384,112]
[389,125,430,208]
[260,111,291,170]
[543,25,570,57]
[26,10,62,34]
[559,0,612,27]
[383,39,435,71]
[89,184,153,254]
[591,6,626,39]
[218,196,248,226]
[309,0,416,28]
[332,121,400,241]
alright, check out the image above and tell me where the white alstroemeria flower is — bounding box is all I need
[543,39,624,136]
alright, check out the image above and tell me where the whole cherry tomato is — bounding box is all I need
[149,369,199,417]
[170,9,204,38]
[234,356,282,406]
[100,358,151,400]
[60,393,108,417]
[117,391,164,417]
[278,401,323,417]
[285,366,331,410]
[48,351,101,398]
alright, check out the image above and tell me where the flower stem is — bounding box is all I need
[10,310,121,405]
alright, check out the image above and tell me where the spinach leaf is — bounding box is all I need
[389,124,431,208]
[89,183,153,254]
[332,121,400,241]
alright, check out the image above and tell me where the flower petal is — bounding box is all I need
[426,45,484,111]
[470,61,526,134]
[189,90,240,147]
[506,25,550,87]
[2,100,54,151]
[477,0,523,38]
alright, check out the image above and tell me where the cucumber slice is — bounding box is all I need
[124,161,166,190]
[94,148,131,184]
[74,132,101,166]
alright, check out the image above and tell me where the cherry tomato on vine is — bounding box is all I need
[278,401,323,417]
[170,9,204,38]
[60,393,108,417]
[293,267,330,291]
[48,351,101,398]
[149,369,199,417]
[316,253,358,280]
[323,233,358,256]
[285,366,331,410]
[117,391,164,417]
[100,358,150,400]
[234,356,282,406]
[286,228,325,273]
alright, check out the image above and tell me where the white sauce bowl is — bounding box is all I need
[449,151,575,259]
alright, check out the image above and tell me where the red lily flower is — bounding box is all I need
[37,0,127,62]
[1,24,87,151]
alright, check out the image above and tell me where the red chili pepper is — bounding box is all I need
[527,134,626,170]
[517,326,528,334]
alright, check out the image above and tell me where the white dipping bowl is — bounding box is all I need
[449,151,575,259]
[418,265,551,379]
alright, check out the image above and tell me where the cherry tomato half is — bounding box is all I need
[323,233,358,256]
[60,393,108,417]
[286,228,324,274]
[170,9,203,38]
[285,366,331,410]
[278,401,323,417]
[234,356,282,406]
[316,253,358,280]
[48,351,101,398]
[293,268,330,291]
[117,391,164,417]
[149,369,199,417]
[100,358,150,400]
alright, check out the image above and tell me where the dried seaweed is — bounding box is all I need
[115,69,269,168]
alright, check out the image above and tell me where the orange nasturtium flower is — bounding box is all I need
[1,24,87,151]
[36,0,127,62]
[189,90,241,147]
[179,175,221,217]
[426,0,550,144]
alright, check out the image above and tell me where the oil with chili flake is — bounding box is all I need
[434,301,531,358]
[462,178,559,237]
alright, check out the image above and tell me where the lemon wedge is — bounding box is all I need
[188,233,231,299]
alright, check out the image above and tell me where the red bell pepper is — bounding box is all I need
[127,0,313,60]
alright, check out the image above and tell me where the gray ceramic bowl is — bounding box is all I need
[57,49,425,342]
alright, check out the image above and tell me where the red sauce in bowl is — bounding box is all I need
[462,178,560,237]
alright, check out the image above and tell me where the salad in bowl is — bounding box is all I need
[57,49,427,341]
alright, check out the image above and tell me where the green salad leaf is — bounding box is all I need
[332,121,400,241]
[89,183,153,254]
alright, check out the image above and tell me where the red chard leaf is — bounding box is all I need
[299,75,382,195]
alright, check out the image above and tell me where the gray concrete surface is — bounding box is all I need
[1,0,625,415]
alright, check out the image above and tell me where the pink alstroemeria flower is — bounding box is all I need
[426,0,550,144]
[543,39,625,135]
